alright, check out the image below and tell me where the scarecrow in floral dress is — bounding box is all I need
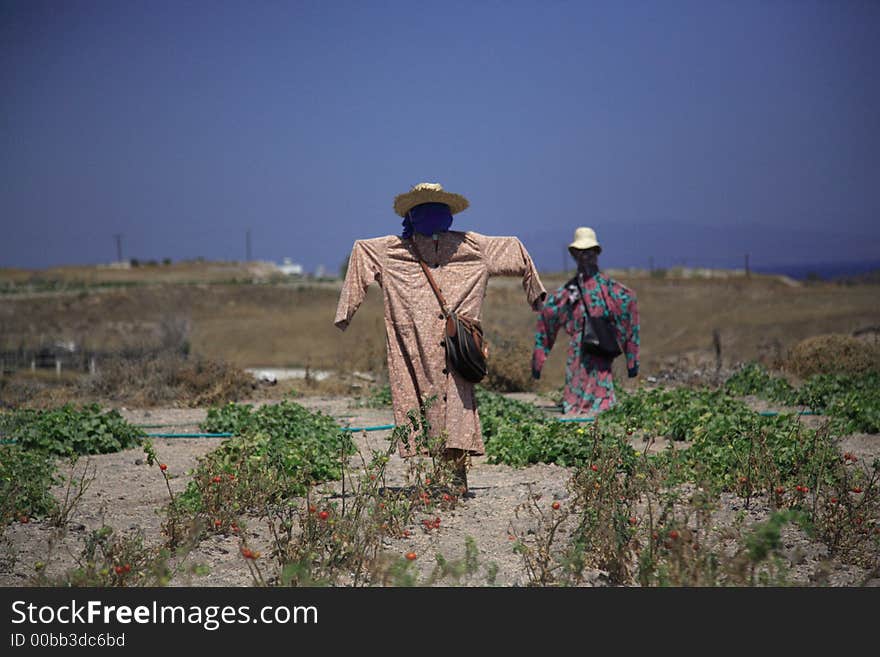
[336,182,546,494]
[532,227,639,415]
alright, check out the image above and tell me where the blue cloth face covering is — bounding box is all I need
[401,202,453,239]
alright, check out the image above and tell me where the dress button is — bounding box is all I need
[443,395,447,401]
[438,313,444,319]
[440,341,445,348]
[442,368,448,375]
[432,263,439,269]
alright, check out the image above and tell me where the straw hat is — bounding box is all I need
[568,227,602,254]
[393,182,470,217]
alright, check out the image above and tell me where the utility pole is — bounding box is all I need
[246,229,252,262]
[113,234,123,263]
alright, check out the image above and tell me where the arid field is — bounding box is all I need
[2,263,878,397]
[1,263,878,588]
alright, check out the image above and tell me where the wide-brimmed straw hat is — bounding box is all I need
[393,182,470,217]
[568,227,602,254]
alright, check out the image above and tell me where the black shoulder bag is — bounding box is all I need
[410,239,488,383]
[576,275,622,360]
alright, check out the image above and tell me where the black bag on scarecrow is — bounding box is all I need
[411,239,488,383]
[576,277,622,360]
[443,312,488,383]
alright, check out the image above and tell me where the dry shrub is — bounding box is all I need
[787,333,880,378]
[173,357,255,406]
[85,352,254,407]
[0,373,83,409]
[484,332,535,393]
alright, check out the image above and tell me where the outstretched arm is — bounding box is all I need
[480,235,547,310]
[334,239,383,331]
[531,290,564,379]
[623,293,640,377]
[607,280,640,377]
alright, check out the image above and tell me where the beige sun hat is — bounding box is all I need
[393,182,470,217]
[568,227,602,254]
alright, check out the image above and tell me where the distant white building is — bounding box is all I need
[279,257,304,276]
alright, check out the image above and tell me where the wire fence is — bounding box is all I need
[0,346,174,377]
[0,348,98,376]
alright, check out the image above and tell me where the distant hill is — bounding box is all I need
[518,221,879,281]
[831,268,880,285]
[753,260,880,281]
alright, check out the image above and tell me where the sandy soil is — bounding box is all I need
[2,395,878,587]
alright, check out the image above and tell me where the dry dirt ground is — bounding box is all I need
[2,394,879,587]
[4,275,879,391]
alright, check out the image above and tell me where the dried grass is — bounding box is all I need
[3,274,879,394]
[786,333,880,378]
[483,332,535,393]
[84,352,255,407]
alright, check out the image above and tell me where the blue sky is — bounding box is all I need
[2,0,878,274]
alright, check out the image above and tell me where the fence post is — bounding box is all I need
[31,358,36,372]
[90,357,96,375]
[56,358,62,378]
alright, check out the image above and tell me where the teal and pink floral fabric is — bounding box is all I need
[532,273,640,415]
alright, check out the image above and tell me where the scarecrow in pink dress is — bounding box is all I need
[532,227,640,415]
[336,183,546,494]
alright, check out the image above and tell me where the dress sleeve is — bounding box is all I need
[608,279,640,374]
[334,239,383,331]
[478,235,547,309]
[532,288,565,377]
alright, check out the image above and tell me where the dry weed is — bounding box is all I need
[787,333,880,378]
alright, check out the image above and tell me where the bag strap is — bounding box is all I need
[575,272,613,318]
[576,273,621,347]
[409,238,450,317]
[595,274,615,319]
[574,275,591,318]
